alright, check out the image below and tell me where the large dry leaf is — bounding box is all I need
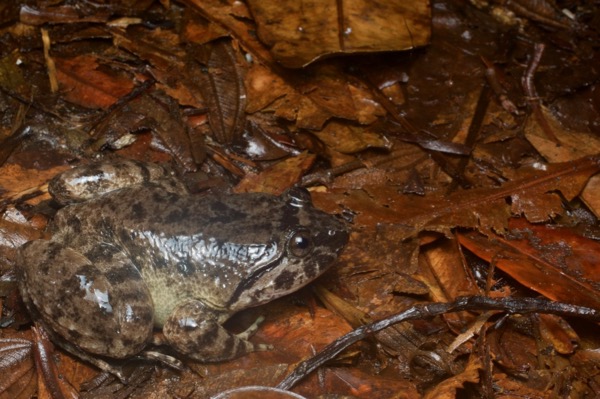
[246,0,431,68]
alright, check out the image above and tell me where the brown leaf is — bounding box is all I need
[537,313,579,355]
[111,26,185,72]
[233,152,316,194]
[55,55,134,109]
[91,91,196,172]
[246,0,431,68]
[314,120,390,154]
[418,237,482,330]
[182,0,275,67]
[187,40,247,145]
[525,105,600,218]
[246,63,378,130]
[423,354,481,399]
[0,338,36,399]
[457,218,600,309]
[330,156,600,234]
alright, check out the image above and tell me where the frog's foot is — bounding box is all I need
[163,300,272,362]
[236,316,273,351]
[51,337,127,382]
[138,350,186,371]
[237,315,264,340]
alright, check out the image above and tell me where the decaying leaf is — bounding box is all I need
[90,91,196,171]
[458,218,600,309]
[0,338,36,399]
[423,354,481,399]
[246,0,431,68]
[233,151,316,194]
[187,40,247,145]
[330,156,600,234]
[55,55,134,109]
[525,105,600,217]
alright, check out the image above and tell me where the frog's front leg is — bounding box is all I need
[162,300,271,362]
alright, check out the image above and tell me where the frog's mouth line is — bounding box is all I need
[225,256,286,309]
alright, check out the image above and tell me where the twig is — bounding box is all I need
[276,296,600,390]
[521,43,560,145]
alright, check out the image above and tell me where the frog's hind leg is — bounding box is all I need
[162,300,270,362]
[19,239,155,361]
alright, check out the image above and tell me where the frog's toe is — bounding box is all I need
[236,315,266,340]
[252,343,273,352]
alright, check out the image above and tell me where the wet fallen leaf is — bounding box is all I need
[423,354,481,399]
[55,55,134,109]
[233,152,316,194]
[330,156,600,233]
[525,105,600,217]
[458,218,600,309]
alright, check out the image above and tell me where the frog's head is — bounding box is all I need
[227,187,348,311]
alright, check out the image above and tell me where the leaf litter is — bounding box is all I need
[0,0,599,398]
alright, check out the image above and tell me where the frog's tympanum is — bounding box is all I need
[18,160,348,369]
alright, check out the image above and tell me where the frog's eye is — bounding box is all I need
[288,230,313,257]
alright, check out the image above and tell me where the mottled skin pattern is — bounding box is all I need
[18,160,348,366]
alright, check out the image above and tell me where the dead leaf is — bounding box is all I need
[314,120,390,154]
[233,152,316,194]
[330,156,600,234]
[91,91,196,172]
[55,55,134,109]
[187,40,247,145]
[246,0,431,68]
[423,354,481,399]
[182,0,275,67]
[525,105,600,218]
[537,313,578,355]
[0,338,36,399]
[418,237,481,330]
[457,218,600,309]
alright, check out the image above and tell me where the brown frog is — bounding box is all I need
[18,160,348,374]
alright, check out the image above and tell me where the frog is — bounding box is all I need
[17,159,348,375]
